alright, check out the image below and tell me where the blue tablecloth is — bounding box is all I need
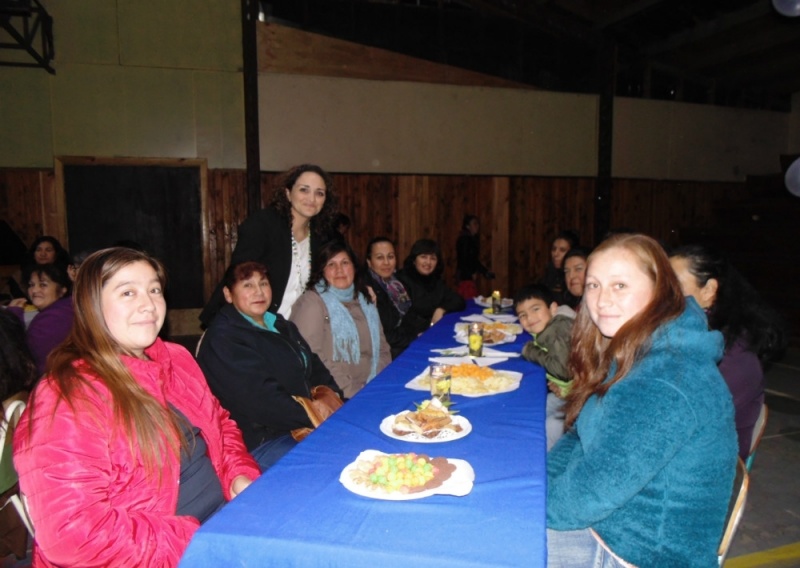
[180,305,548,567]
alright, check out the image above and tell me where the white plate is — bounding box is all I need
[405,366,523,397]
[380,412,472,443]
[431,346,520,358]
[474,295,513,309]
[454,322,523,336]
[339,450,475,500]
[484,313,519,323]
[454,331,516,346]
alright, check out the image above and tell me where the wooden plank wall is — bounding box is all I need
[2,167,763,309]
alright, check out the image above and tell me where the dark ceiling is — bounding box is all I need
[263,0,800,111]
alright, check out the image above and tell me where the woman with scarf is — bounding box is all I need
[364,237,418,359]
[291,240,391,399]
[397,239,465,336]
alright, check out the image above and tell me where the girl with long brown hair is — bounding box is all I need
[546,234,737,567]
[13,247,260,567]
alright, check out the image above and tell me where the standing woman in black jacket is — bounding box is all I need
[197,261,342,472]
[200,164,338,327]
[455,215,493,300]
[397,239,466,336]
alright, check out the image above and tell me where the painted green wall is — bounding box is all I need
[0,0,245,168]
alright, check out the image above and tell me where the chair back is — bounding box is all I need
[745,403,768,472]
[0,398,35,536]
[0,400,25,493]
[718,458,749,566]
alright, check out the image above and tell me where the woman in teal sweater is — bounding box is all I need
[547,234,737,568]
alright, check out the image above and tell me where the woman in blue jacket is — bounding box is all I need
[547,234,737,567]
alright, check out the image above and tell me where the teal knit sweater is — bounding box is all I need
[547,298,737,567]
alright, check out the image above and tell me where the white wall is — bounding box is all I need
[258,74,599,176]
[613,97,790,181]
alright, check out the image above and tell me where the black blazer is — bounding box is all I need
[200,207,323,327]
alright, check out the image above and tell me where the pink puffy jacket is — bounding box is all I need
[13,339,261,567]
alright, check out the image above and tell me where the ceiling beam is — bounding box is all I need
[593,0,667,29]
[645,2,774,56]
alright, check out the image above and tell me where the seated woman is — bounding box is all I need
[547,234,736,567]
[291,240,391,399]
[539,230,578,303]
[397,239,466,335]
[364,237,418,359]
[0,310,36,559]
[13,247,260,567]
[561,247,589,310]
[7,264,74,376]
[670,245,786,460]
[27,236,71,270]
[196,261,343,471]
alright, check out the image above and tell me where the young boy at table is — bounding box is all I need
[514,285,576,450]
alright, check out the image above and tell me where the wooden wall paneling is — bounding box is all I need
[490,177,510,298]
[332,173,400,264]
[396,175,426,261]
[508,176,596,296]
[609,179,656,237]
[0,169,45,249]
[258,22,529,89]
[40,170,63,244]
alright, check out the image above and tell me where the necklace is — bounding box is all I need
[291,230,312,294]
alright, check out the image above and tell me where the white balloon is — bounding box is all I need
[772,0,800,17]
[786,157,800,197]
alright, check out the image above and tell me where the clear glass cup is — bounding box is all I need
[429,363,452,404]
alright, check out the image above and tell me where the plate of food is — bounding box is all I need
[405,363,523,397]
[380,398,471,443]
[474,295,513,309]
[455,321,523,336]
[340,450,474,500]
[454,326,518,347]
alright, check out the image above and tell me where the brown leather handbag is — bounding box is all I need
[290,385,343,442]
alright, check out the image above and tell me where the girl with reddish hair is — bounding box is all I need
[547,234,737,568]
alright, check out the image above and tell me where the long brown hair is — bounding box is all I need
[41,247,184,475]
[269,164,338,236]
[564,234,685,428]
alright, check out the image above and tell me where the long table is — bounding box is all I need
[180,306,548,567]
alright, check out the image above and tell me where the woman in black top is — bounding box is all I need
[397,239,465,336]
[200,164,339,327]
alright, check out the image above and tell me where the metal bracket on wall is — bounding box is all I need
[0,0,55,74]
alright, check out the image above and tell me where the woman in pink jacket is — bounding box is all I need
[13,247,261,567]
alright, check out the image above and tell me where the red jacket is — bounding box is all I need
[13,339,261,567]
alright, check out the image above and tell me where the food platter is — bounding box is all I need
[380,412,472,443]
[474,295,513,309]
[455,322,523,336]
[454,332,516,346]
[405,364,522,397]
[339,450,475,500]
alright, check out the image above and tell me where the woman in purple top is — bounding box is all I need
[670,245,786,460]
[8,263,74,377]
